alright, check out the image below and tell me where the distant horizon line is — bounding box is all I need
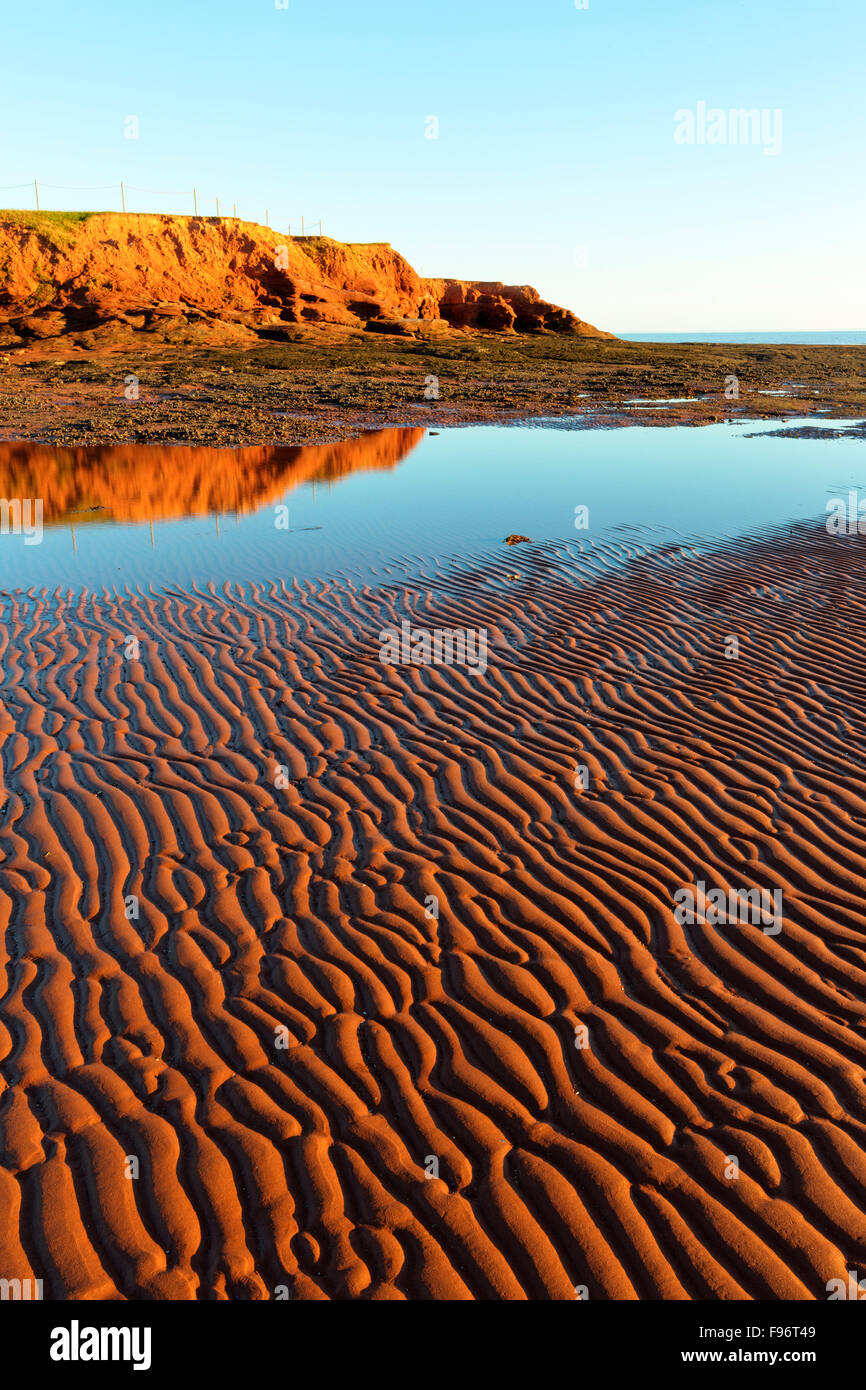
[616,329,865,337]
[617,328,865,332]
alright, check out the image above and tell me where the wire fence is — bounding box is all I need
[0,179,324,235]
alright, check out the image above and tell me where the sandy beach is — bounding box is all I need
[2,516,866,1299]
[5,0,866,1357]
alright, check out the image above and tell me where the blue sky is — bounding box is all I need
[2,0,863,330]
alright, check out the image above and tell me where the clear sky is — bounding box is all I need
[2,0,863,330]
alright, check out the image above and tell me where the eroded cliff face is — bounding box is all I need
[432,279,605,334]
[0,212,615,355]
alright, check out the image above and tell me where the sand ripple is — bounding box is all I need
[2,524,866,1299]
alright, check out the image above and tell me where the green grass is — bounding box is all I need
[0,211,398,255]
[0,209,103,247]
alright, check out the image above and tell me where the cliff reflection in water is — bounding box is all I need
[0,427,426,527]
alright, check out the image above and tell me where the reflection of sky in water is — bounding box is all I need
[0,419,864,594]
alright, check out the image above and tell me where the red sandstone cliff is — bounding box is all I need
[0,212,615,353]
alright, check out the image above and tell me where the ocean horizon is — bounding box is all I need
[619,331,866,344]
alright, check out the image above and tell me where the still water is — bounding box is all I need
[0,419,863,593]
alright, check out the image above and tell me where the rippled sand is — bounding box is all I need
[2,524,866,1299]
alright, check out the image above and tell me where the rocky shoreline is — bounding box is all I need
[1,332,864,447]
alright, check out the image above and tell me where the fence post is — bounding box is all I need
[193,187,198,215]
[216,197,220,217]
[233,202,237,218]
[301,215,304,236]
[34,178,39,211]
[121,181,126,213]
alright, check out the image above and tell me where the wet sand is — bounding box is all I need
[2,520,866,1298]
